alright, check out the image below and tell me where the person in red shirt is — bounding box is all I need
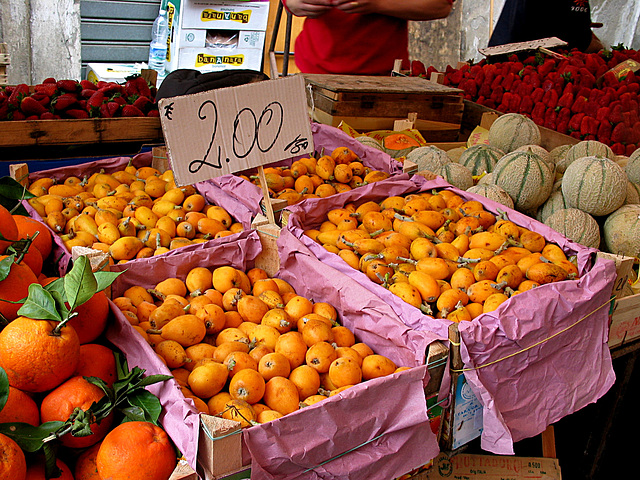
[283,0,454,75]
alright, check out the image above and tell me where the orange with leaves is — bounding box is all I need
[12,214,53,261]
[74,442,102,480]
[74,343,118,387]
[25,456,74,480]
[96,421,177,480]
[0,316,80,392]
[68,290,111,344]
[40,375,114,449]
[0,432,27,480]
[0,255,39,322]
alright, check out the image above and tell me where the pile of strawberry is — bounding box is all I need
[411,46,640,156]
[0,75,159,121]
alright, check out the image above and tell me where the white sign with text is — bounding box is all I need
[159,74,314,186]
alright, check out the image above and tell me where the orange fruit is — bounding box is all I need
[75,442,102,480]
[274,331,307,370]
[334,346,363,367]
[301,394,328,407]
[96,421,177,480]
[207,391,234,415]
[289,365,321,400]
[17,245,43,278]
[74,344,116,387]
[68,290,110,344]
[331,325,356,347]
[0,205,19,254]
[258,352,291,381]
[40,375,114,448]
[263,376,300,416]
[305,341,337,373]
[0,385,40,426]
[328,357,362,388]
[228,368,266,404]
[220,399,256,428]
[351,342,374,359]
[224,351,258,378]
[188,362,229,399]
[0,256,39,322]
[0,433,26,480]
[12,215,53,260]
[0,316,80,392]
[248,344,274,363]
[26,456,74,480]
[361,354,397,380]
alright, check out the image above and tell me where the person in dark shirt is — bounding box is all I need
[488,0,603,53]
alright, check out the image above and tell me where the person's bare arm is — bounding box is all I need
[285,0,334,18]
[332,0,453,21]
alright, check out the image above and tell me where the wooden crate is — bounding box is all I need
[303,74,464,142]
[0,117,163,147]
[0,44,8,85]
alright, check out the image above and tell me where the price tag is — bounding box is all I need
[478,37,567,57]
[158,74,314,186]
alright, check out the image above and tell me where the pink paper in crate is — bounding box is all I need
[241,235,439,480]
[456,185,617,455]
[23,151,153,275]
[210,121,403,215]
[282,173,617,455]
[106,230,263,472]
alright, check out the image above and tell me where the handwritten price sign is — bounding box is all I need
[158,74,314,186]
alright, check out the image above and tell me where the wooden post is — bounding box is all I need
[9,163,29,186]
[541,425,557,458]
[256,165,276,225]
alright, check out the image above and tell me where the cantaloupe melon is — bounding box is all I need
[476,172,494,185]
[406,145,451,172]
[544,208,601,249]
[466,184,515,209]
[561,156,627,216]
[492,150,554,211]
[382,133,421,158]
[457,144,504,176]
[625,148,640,184]
[625,181,640,205]
[536,188,569,223]
[603,204,640,258]
[615,155,629,169]
[515,145,554,173]
[445,147,466,162]
[557,140,615,174]
[434,163,474,190]
[355,136,385,152]
[549,144,572,167]
[488,113,541,153]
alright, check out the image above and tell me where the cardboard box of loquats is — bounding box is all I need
[19,149,256,276]
[105,230,441,480]
[279,172,617,456]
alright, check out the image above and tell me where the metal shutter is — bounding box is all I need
[80,0,162,77]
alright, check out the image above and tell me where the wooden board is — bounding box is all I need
[304,74,464,125]
[0,117,163,147]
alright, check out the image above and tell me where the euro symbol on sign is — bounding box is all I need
[163,102,175,120]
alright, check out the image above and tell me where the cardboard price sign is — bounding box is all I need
[158,74,314,186]
[478,37,567,58]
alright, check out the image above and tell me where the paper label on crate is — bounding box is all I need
[159,74,314,186]
[478,37,567,57]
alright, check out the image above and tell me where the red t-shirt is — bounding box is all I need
[290,9,409,75]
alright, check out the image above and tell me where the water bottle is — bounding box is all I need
[148,8,169,75]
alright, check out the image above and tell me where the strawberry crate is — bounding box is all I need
[278,173,617,455]
[106,231,441,480]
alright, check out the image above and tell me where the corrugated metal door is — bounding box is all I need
[80,0,162,76]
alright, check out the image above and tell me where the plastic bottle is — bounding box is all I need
[148,8,169,75]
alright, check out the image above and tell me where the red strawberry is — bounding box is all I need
[147,109,160,117]
[65,109,89,119]
[42,77,57,84]
[87,90,106,116]
[8,84,30,107]
[39,111,55,120]
[34,83,58,97]
[80,80,98,90]
[132,95,152,112]
[56,79,80,93]
[20,96,48,116]
[53,93,78,111]
[122,104,144,117]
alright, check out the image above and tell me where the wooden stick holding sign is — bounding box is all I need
[157,74,314,225]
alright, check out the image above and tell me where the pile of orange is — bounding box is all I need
[25,163,243,264]
[303,188,580,321]
[0,206,178,479]
[240,146,391,206]
[112,265,407,426]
